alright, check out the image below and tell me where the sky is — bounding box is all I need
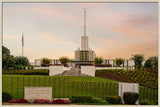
[3,2,158,62]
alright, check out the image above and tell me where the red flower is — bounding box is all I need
[52,99,71,104]
[9,99,16,103]
[15,99,28,103]
[34,99,50,104]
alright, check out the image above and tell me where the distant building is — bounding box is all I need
[74,8,96,62]
[35,59,61,66]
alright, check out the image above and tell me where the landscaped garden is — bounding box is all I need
[2,46,158,105]
[2,73,158,105]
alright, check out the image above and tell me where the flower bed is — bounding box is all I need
[94,64,112,67]
[9,99,28,103]
[52,99,71,104]
[9,100,16,103]
[52,64,63,66]
[34,99,50,104]
[9,99,71,104]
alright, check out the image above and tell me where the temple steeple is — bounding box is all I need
[75,8,96,62]
[81,8,88,50]
[84,8,86,36]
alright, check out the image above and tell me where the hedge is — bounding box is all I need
[2,69,49,75]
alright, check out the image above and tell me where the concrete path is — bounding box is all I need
[55,68,90,76]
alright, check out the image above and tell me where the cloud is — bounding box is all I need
[124,15,157,26]
[25,47,74,62]
[3,34,19,40]
[3,3,158,62]
[4,3,81,23]
[93,37,158,60]
[33,33,77,45]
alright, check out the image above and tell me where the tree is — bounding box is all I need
[94,57,104,64]
[40,57,52,66]
[59,57,70,67]
[144,56,158,70]
[2,46,14,69]
[14,56,29,66]
[114,58,125,67]
[131,54,144,70]
[2,55,15,69]
[2,46,10,56]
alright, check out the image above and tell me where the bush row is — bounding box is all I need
[69,95,108,104]
[106,96,121,104]
[3,65,34,71]
[94,64,112,67]
[2,69,49,75]
[5,92,157,105]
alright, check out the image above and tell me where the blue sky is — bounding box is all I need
[3,2,158,62]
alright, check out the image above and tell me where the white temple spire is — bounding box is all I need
[81,8,88,50]
[84,8,86,36]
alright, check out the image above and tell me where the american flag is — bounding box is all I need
[22,33,24,47]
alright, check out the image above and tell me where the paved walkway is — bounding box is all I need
[55,68,90,76]
[61,68,81,76]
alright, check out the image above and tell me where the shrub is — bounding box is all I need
[31,66,34,70]
[2,92,12,102]
[94,57,104,64]
[131,54,144,70]
[59,57,70,67]
[144,56,158,70]
[70,95,109,104]
[23,66,26,70]
[40,57,52,67]
[95,64,112,67]
[106,96,121,104]
[123,92,139,104]
[2,55,15,69]
[70,95,94,103]
[13,65,22,70]
[114,58,125,67]
[27,99,34,103]
[91,97,109,104]
[14,56,29,66]
[27,66,30,70]
[2,69,49,75]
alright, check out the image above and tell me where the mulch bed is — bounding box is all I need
[96,72,134,83]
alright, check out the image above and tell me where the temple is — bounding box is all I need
[74,8,96,62]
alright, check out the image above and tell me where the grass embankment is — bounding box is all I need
[2,74,158,103]
[3,75,118,100]
[96,69,158,89]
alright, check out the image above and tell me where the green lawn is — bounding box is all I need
[2,74,158,103]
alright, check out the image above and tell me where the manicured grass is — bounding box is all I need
[3,75,118,100]
[3,74,118,82]
[2,74,158,103]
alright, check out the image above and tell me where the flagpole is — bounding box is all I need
[22,32,24,57]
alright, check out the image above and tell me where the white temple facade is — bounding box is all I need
[75,8,96,62]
